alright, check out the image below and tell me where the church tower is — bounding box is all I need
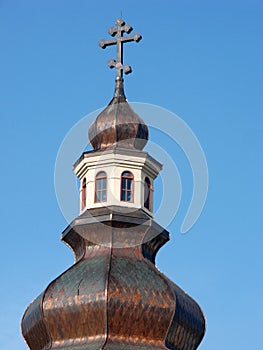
[21,19,205,350]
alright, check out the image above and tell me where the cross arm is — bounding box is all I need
[120,33,142,43]
[99,33,141,49]
[98,38,117,49]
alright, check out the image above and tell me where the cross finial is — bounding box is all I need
[99,18,142,80]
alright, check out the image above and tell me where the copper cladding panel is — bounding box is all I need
[21,293,51,350]
[42,251,110,348]
[107,248,175,345]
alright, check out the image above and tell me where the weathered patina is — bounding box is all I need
[22,207,205,350]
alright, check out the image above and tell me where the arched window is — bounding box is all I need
[81,177,86,210]
[121,171,134,202]
[95,171,107,202]
[144,177,151,210]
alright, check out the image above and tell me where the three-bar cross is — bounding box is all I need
[99,18,142,79]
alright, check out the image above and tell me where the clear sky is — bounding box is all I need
[0,1,262,349]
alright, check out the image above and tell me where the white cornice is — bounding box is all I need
[74,149,162,179]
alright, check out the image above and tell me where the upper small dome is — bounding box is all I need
[88,78,148,151]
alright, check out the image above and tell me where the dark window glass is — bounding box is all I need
[81,178,86,210]
[144,177,151,210]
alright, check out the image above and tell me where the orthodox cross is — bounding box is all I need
[99,18,142,79]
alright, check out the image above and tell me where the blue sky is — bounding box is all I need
[0,1,262,349]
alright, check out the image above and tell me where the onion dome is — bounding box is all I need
[21,207,206,350]
[88,78,148,151]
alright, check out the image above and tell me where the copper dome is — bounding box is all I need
[88,78,148,151]
[21,207,205,350]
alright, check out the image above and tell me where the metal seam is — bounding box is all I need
[101,220,114,349]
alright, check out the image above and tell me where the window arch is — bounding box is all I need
[81,177,86,210]
[121,171,134,202]
[95,171,107,202]
[144,177,151,210]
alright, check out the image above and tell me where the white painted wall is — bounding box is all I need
[74,149,162,217]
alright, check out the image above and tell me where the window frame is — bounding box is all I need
[94,171,107,203]
[120,171,134,203]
